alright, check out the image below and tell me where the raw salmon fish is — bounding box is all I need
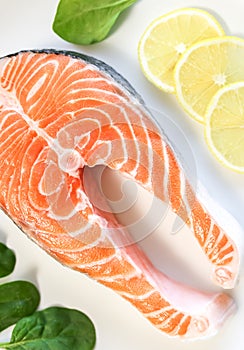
[0,50,241,339]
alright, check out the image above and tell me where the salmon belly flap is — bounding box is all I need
[0,50,241,339]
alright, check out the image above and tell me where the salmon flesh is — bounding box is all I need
[0,50,241,339]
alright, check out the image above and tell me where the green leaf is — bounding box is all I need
[53,0,138,45]
[0,307,96,349]
[0,280,40,332]
[0,242,16,278]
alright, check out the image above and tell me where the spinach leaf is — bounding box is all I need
[53,0,138,45]
[0,242,16,278]
[0,281,40,332]
[0,307,96,349]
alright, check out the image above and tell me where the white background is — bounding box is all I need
[0,0,243,349]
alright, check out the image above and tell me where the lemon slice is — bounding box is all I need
[138,8,224,93]
[175,36,244,123]
[205,81,244,172]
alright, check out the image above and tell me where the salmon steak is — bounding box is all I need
[0,49,242,339]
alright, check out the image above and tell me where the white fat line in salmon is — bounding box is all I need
[86,101,154,177]
[57,115,102,152]
[38,159,65,196]
[118,288,156,300]
[0,110,18,128]
[76,133,91,152]
[25,64,94,112]
[0,121,26,153]
[13,57,58,101]
[40,230,110,254]
[110,128,129,170]
[134,112,153,187]
[0,86,21,112]
[51,60,92,86]
[79,104,128,169]
[46,191,93,221]
[110,104,140,174]
[54,102,144,172]
[70,253,117,269]
[162,141,170,202]
[0,53,37,91]
[91,141,112,166]
[203,220,215,252]
[211,236,233,261]
[67,221,93,239]
[62,87,129,102]
[97,270,140,282]
[1,129,33,208]
[11,56,61,97]
[171,167,189,233]
[143,305,174,317]
[211,247,234,265]
[1,57,147,177]
[204,222,229,258]
[59,77,129,95]
[0,55,18,91]
[152,310,185,328]
[0,89,55,147]
[116,103,141,172]
[26,73,48,102]
[168,314,194,336]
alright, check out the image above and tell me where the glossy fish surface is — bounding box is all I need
[0,50,241,339]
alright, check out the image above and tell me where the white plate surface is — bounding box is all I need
[0,0,244,349]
